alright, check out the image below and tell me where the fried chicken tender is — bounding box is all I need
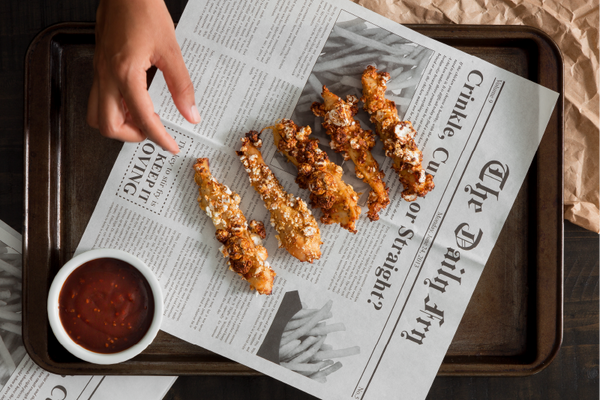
[266,119,361,233]
[311,86,390,221]
[361,66,434,201]
[238,131,322,263]
[193,158,275,295]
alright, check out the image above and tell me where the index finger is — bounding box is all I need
[155,43,199,124]
[118,67,179,154]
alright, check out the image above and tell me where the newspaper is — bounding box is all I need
[0,220,176,400]
[75,1,558,399]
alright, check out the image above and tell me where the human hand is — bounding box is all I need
[87,0,200,154]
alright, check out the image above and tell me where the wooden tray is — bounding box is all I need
[23,23,563,376]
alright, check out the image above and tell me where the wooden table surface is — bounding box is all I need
[1,0,597,399]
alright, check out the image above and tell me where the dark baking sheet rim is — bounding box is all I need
[23,23,564,376]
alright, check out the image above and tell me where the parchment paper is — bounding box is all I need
[355,0,600,232]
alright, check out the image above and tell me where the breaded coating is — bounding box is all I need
[266,119,361,233]
[238,131,322,263]
[311,86,390,221]
[194,158,275,295]
[361,66,434,201]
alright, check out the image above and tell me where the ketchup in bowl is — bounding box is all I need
[58,258,155,354]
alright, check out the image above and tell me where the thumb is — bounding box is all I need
[156,44,200,124]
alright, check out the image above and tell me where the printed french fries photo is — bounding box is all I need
[0,240,25,389]
[277,299,360,383]
[292,14,433,124]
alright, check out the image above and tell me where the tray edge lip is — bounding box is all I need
[23,21,99,375]
[21,22,565,377]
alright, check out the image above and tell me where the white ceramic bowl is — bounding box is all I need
[47,249,163,365]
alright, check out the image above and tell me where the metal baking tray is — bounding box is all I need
[23,23,563,376]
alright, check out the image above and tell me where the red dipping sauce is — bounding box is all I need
[58,258,155,354]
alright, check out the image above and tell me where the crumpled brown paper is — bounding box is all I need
[355,0,599,233]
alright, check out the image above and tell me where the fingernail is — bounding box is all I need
[191,105,201,124]
[121,98,129,114]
